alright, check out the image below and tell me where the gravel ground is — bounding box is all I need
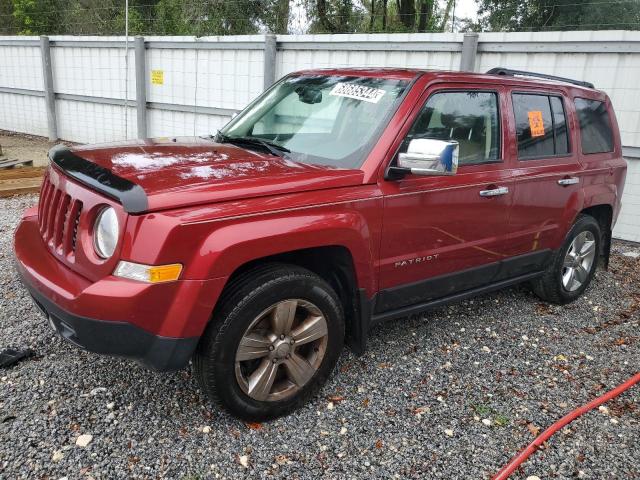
[1,194,638,479]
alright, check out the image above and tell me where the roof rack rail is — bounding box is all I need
[486,67,595,89]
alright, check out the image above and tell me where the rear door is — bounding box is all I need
[376,84,514,314]
[507,90,583,263]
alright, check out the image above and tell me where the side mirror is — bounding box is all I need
[395,139,459,176]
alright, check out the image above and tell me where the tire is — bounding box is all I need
[193,263,345,421]
[532,214,601,304]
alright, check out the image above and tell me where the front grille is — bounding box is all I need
[38,174,83,258]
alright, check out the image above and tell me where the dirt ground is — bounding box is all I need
[0,131,76,168]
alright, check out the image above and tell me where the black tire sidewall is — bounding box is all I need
[554,216,601,302]
[210,273,344,421]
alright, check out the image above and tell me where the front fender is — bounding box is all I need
[123,191,384,298]
[182,207,380,295]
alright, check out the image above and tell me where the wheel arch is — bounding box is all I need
[579,203,613,268]
[217,245,370,356]
[564,181,616,268]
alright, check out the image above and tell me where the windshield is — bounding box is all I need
[220,75,410,169]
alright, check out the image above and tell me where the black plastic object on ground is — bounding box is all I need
[0,348,33,368]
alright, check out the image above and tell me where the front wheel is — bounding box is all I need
[193,264,344,421]
[532,214,601,304]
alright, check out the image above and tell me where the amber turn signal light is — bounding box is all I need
[113,261,183,283]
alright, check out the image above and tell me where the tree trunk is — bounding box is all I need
[337,0,352,32]
[276,0,290,34]
[317,0,336,32]
[439,0,455,31]
[417,0,433,32]
[397,0,416,30]
[369,0,375,31]
[382,0,387,30]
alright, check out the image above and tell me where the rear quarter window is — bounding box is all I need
[574,98,614,154]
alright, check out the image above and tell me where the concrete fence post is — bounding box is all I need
[263,34,277,90]
[459,33,479,72]
[40,36,58,141]
[134,36,148,139]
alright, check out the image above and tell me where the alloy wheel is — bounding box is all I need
[234,299,328,402]
[562,231,596,292]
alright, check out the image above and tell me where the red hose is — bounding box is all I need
[492,371,640,480]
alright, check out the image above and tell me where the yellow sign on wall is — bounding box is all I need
[151,70,164,85]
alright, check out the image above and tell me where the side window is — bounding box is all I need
[512,93,569,160]
[402,91,500,165]
[574,98,614,154]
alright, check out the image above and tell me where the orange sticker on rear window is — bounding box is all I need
[528,111,545,137]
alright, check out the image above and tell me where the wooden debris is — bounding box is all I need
[0,166,46,179]
[0,158,34,169]
[0,167,44,197]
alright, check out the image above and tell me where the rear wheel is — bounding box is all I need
[193,264,344,421]
[532,215,601,304]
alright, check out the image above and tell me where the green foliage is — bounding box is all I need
[0,0,17,34]
[306,0,364,34]
[8,0,458,36]
[7,0,639,36]
[12,0,65,34]
[475,0,640,32]
[494,414,510,427]
[307,0,452,34]
[11,0,149,35]
[153,0,193,35]
[261,0,292,34]
[472,404,493,416]
[4,0,459,35]
[472,404,510,427]
[114,6,146,35]
[152,0,262,36]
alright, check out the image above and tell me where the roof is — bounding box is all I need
[290,67,601,95]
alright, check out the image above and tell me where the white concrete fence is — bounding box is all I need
[0,31,639,241]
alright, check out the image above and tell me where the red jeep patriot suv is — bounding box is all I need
[14,67,627,420]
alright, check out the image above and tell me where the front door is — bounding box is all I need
[376,85,514,314]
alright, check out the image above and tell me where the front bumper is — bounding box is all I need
[14,214,226,371]
[26,283,198,371]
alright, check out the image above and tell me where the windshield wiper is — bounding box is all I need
[215,131,290,157]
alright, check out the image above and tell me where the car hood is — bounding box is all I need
[69,137,365,212]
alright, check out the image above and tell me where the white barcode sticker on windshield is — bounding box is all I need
[329,83,386,103]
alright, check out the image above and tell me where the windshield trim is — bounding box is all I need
[220,72,420,170]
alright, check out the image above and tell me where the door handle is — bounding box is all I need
[557,177,579,186]
[479,186,509,197]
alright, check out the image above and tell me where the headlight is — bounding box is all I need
[94,207,119,259]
